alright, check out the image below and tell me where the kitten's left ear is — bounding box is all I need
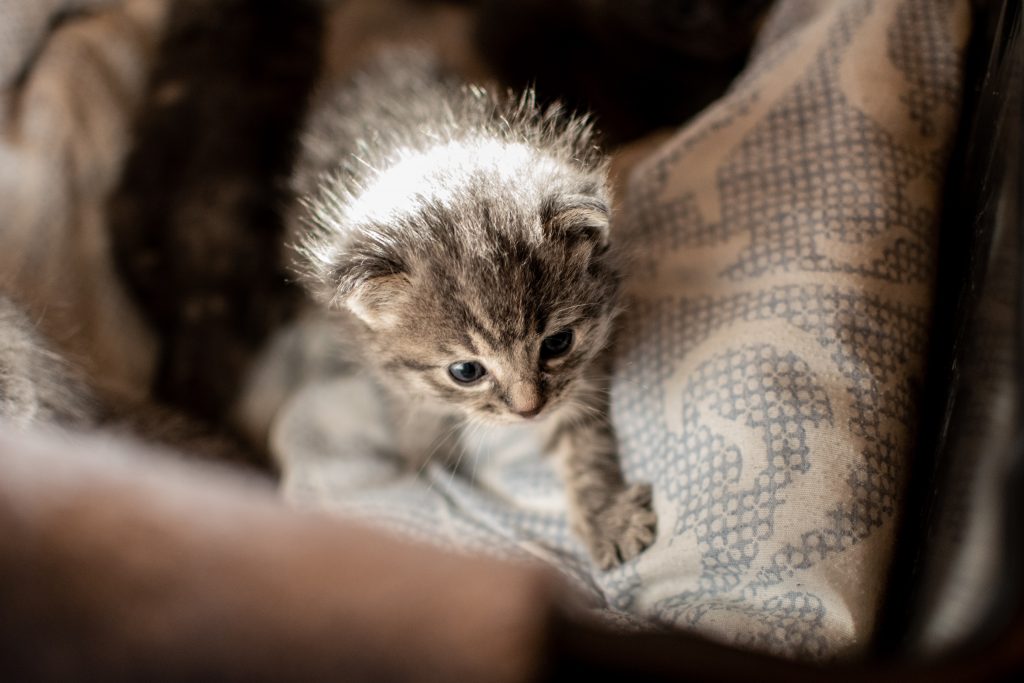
[541,194,611,252]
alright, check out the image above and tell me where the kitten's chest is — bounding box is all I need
[453,420,552,468]
[389,403,554,473]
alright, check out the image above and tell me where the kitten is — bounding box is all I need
[0,295,97,429]
[0,295,262,469]
[289,49,656,569]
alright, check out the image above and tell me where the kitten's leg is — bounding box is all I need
[550,407,657,570]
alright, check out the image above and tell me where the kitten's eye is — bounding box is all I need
[540,330,574,359]
[448,361,487,384]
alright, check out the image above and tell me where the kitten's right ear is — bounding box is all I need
[301,234,410,327]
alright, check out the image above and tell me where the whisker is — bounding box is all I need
[420,415,468,495]
[449,417,486,488]
[462,415,492,486]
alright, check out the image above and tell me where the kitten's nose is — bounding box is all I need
[508,380,543,419]
[515,405,543,419]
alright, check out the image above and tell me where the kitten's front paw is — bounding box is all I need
[584,483,658,570]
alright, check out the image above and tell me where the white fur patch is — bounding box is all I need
[345,139,561,225]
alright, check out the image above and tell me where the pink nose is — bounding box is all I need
[508,380,543,419]
[516,405,542,419]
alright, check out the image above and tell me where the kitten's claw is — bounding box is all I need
[584,483,658,570]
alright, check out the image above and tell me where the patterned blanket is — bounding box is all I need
[271,0,970,659]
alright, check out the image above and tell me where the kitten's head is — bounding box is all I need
[299,149,619,424]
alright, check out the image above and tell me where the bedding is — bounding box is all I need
[0,0,971,662]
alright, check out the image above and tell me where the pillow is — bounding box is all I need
[269,0,970,659]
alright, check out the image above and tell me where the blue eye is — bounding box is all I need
[540,330,573,359]
[448,361,487,384]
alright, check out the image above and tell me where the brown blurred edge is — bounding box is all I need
[1,427,1021,682]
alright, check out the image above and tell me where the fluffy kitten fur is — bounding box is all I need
[290,50,656,568]
[0,295,261,468]
[0,296,97,429]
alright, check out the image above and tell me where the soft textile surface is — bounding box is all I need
[0,0,164,399]
[273,0,969,659]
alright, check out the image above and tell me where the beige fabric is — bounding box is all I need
[613,0,970,656]
[0,0,166,399]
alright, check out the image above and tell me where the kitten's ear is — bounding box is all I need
[340,270,409,327]
[541,193,611,252]
[302,235,410,327]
